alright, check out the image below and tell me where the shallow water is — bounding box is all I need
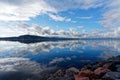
[0,40,120,80]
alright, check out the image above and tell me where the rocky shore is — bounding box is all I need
[47,55,120,80]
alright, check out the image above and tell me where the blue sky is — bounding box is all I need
[0,0,120,37]
[28,8,102,31]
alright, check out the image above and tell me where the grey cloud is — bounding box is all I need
[0,0,104,21]
[100,0,120,27]
[0,23,81,37]
[46,0,104,11]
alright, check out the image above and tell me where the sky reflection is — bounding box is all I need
[0,40,120,80]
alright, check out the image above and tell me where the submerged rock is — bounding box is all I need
[47,69,74,80]
[116,65,120,72]
[103,72,120,79]
[47,55,120,80]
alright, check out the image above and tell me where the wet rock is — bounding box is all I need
[74,74,89,80]
[103,72,120,79]
[79,70,93,76]
[108,62,117,71]
[84,64,92,70]
[103,63,112,68]
[116,65,120,72]
[108,56,120,62]
[94,67,110,75]
[115,64,120,71]
[53,69,65,77]
[67,67,79,74]
[47,69,74,80]
[74,69,99,80]
[116,65,120,67]
[48,55,120,80]
[47,77,68,80]
[47,70,64,80]
[91,62,105,70]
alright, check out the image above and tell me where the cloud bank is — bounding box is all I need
[0,0,56,21]
[0,0,104,22]
[0,22,81,37]
[0,0,120,37]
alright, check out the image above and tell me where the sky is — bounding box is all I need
[0,0,120,38]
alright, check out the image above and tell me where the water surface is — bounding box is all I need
[0,40,120,80]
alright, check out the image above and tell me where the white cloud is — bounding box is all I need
[0,0,56,21]
[101,0,120,27]
[82,27,120,38]
[0,0,104,21]
[48,14,71,22]
[1,0,120,37]
[77,16,93,19]
[0,23,80,37]
[46,0,104,11]
[77,26,84,29]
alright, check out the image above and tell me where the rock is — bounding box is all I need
[91,62,105,70]
[67,67,79,74]
[116,65,120,72]
[108,62,117,71]
[94,67,110,75]
[117,68,120,72]
[79,70,93,76]
[103,72,120,79]
[47,77,71,80]
[103,63,112,68]
[53,69,65,77]
[108,56,120,62]
[74,74,89,80]
[116,65,120,68]
[74,69,99,79]
[83,64,92,70]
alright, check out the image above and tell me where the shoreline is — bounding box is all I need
[47,55,120,80]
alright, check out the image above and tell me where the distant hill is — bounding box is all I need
[0,35,79,44]
[0,35,120,44]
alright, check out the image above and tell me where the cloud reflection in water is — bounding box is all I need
[0,57,56,80]
[0,40,120,59]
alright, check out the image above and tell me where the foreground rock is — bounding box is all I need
[47,55,120,80]
[75,56,120,80]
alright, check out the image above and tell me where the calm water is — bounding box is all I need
[0,40,120,80]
